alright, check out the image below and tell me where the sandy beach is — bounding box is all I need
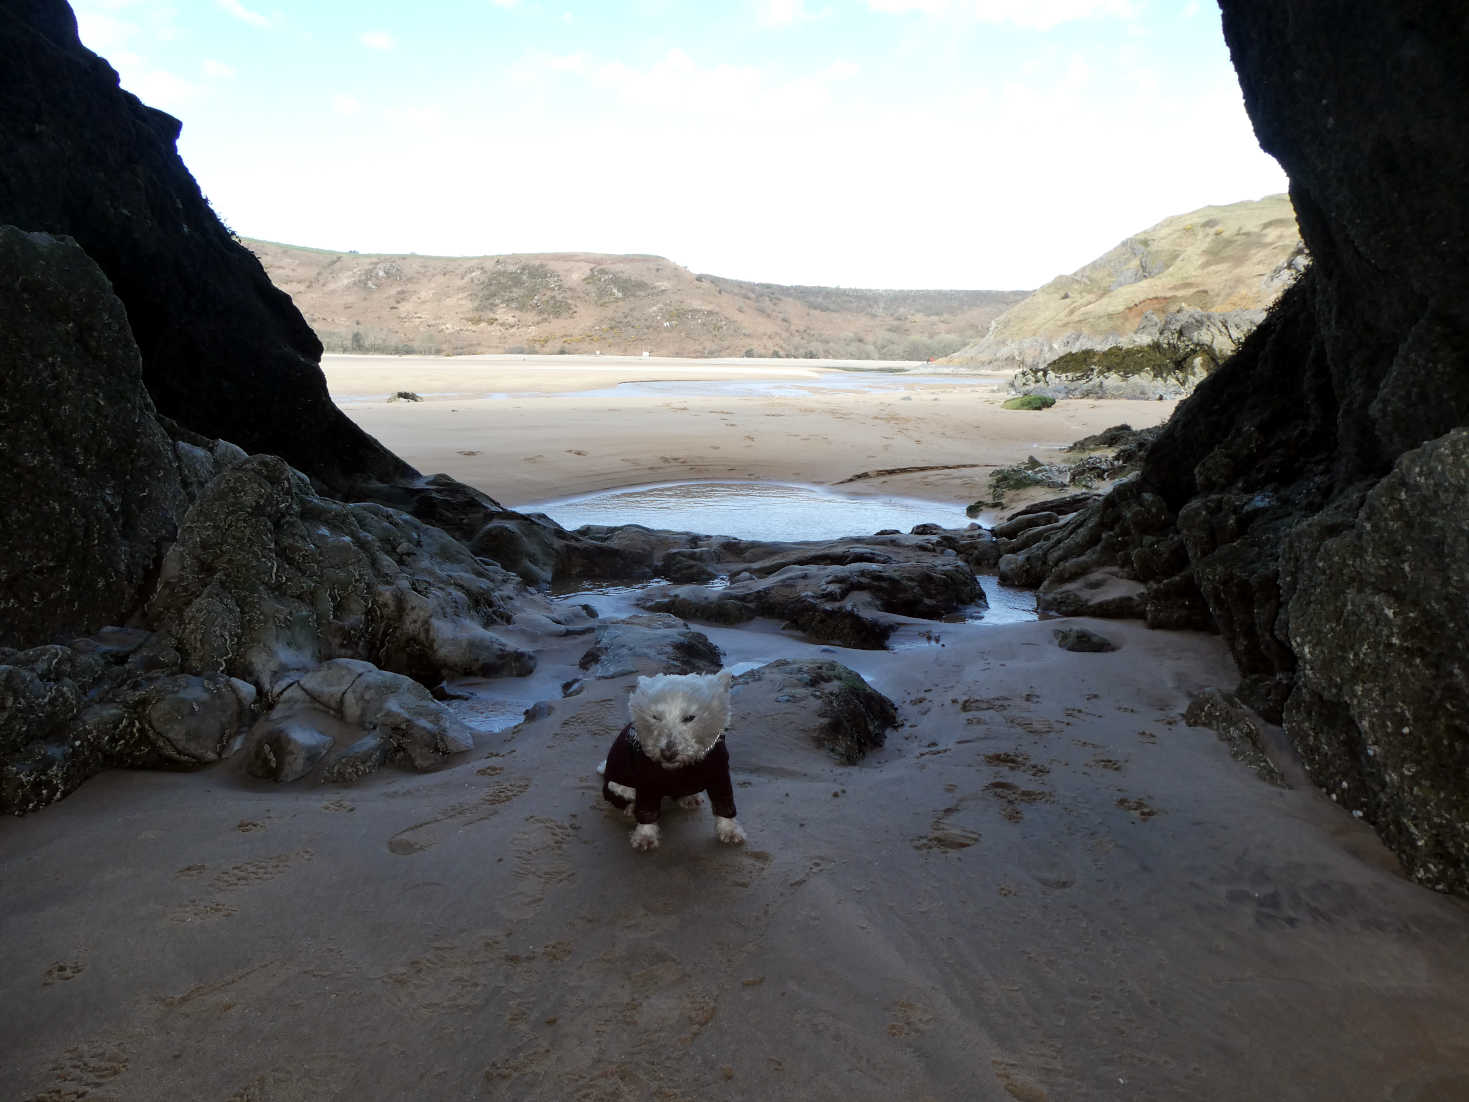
[320,353,1182,509]
[5,355,1469,1100]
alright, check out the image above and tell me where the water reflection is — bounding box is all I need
[527,480,972,542]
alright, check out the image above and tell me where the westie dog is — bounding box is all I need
[597,669,745,851]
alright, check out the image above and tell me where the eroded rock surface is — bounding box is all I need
[0,227,187,647]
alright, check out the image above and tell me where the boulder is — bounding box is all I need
[1052,627,1117,653]
[576,615,723,679]
[0,227,187,648]
[731,659,897,765]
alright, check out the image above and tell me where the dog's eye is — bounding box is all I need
[681,713,696,723]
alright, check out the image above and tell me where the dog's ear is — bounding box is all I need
[715,669,732,692]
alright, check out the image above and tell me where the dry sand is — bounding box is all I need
[5,355,1469,1100]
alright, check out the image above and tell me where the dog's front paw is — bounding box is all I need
[630,823,661,851]
[677,794,703,810]
[715,816,746,845]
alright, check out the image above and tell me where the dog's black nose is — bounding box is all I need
[660,744,679,762]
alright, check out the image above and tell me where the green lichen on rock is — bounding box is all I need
[1001,394,1057,410]
[1014,337,1220,400]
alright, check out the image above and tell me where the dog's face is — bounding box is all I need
[629,670,732,767]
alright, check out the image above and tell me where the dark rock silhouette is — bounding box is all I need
[1011,2,1469,892]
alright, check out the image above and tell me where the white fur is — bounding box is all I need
[607,780,636,803]
[628,669,732,768]
[603,669,751,851]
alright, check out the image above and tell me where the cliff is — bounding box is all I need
[1002,1,1469,892]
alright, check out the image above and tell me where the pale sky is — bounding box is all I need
[71,0,1287,290]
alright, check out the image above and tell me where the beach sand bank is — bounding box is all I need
[320,354,1180,508]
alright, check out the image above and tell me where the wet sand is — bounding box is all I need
[4,355,1468,1099]
[320,353,1181,508]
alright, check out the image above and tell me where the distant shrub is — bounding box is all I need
[1002,394,1057,410]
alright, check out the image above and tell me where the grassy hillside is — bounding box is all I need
[243,242,1029,359]
[944,195,1305,370]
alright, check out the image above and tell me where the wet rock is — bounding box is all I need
[145,455,534,689]
[320,733,392,784]
[124,674,252,766]
[254,658,475,778]
[640,559,980,650]
[577,614,723,679]
[248,722,334,783]
[991,512,1059,540]
[1185,689,1286,788]
[1052,627,1118,653]
[1039,569,1146,619]
[732,659,897,764]
[657,547,720,584]
[0,228,187,648]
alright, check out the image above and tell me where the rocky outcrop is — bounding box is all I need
[1001,2,1469,892]
[0,5,411,490]
[0,228,188,647]
[0,221,564,811]
[731,660,896,764]
[0,3,634,588]
[145,452,538,688]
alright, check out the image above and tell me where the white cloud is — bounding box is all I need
[489,0,521,7]
[217,0,270,29]
[202,58,236,78]
[332,94,362,116]
[360,30,396,51]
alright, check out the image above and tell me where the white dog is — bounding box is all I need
[597,670,745,851]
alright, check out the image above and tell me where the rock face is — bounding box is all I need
[1006,3,1469,892]
[0,3,629,587]
[0,5,407,490]
[0,228,187,647]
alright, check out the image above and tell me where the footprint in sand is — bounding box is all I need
[565,449,588,456]
[35,1041,132,1097]
[210,850,314,892]
[386,778,532,855]
[43,959,87,985]
[912,803,981,852]
[505,816,577,918]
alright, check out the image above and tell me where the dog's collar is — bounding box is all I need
[624,723,724,759]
